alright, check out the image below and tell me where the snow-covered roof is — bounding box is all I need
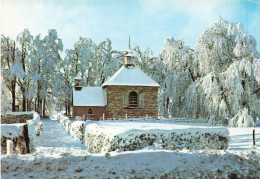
[125,51,134,57]
[74,75,82,80]
[102,66,160,87]
[73,87,106,106]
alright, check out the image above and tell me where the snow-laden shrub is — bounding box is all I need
[35,122,43,136]
[85,122,229,153]
[59,114,71,132]
[75,116,82,121]
[70,121,85,141]
[229,108,255,127]
[64,120,72,133]
[26,111,41,152]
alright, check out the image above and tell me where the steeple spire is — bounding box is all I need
[128,35,131,50]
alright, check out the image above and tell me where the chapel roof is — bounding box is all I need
[73,87,106,106]
[101,65,160,87]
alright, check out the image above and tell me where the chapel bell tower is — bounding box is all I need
[74,75,82,91]
[124,51,135,67]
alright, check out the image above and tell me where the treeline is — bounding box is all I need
[2,17,260,123]
[1,29,155,116]
[1,29,127,115]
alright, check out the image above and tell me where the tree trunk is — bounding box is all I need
[35,98,37,112]
[27,99,29,111]
[22,88,26,111]
[11,78,16,111]
[38,98,42,115]
[11,42,16,111]
[68,103,71,116]
[43,97,46,117]
[65,103,68,116]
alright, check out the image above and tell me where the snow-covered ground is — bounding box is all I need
[1,120,260,178]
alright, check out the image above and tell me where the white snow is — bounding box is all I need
[73,87,106,106]
[85,120,229,153]
[86,120,227,137]
[1,120,259,178]
[229,108,255,127]
[228,127,260,150]
[26,112,41,151]
[102,65,160,87]
[1,123,25,138]
[1,111,41,153]
[74,75,82,80]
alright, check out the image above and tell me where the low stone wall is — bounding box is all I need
[1,123,30,154]
[1,111,42,155]
[1,114,34,124]
[85,123,230,153]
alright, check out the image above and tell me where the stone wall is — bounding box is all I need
[1,123,30,155]
[105,86,158,119]
[1,114,34,124]
[72,106,106,121]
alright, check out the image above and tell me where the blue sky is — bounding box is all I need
[1,0,260,56]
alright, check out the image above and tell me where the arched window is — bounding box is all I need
[88,108,93,114]
[129,91,138,108]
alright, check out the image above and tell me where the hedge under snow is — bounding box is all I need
[85,121,230,153]
[58,113,94,142]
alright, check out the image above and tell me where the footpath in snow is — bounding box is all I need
[1,120,260,178]
[33,120,87,157]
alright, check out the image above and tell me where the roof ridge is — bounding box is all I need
[102,65,159,87]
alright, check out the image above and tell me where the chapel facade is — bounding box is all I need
[72,51,160,120]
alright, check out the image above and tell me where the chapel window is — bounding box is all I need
[88,108,93,115]
[129,91,138,108]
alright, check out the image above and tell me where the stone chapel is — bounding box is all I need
[72,51,160,120]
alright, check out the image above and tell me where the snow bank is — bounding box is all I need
[85,121,229,153]
[1,111,42,154]
[2,149,259,178]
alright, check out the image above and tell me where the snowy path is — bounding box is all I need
[34,120,87,157]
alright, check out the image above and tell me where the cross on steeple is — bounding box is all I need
[128,35,131,50]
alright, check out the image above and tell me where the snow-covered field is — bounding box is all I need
[1,119,260,178]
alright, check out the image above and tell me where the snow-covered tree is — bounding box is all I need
[39,29,63,116]
[158,37,195,118]
[179,17,260,126]
[16,29,33,111]
[94,38,120,85]
[1,35,20,111]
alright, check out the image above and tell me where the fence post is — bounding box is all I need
[253,129,256,146]
[7,140,13,155]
